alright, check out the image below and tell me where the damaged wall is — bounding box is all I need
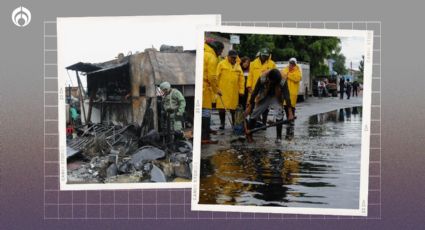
[71,48,196,129]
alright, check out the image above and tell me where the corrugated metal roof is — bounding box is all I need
[66,62,102,72]
[67,50,195,85]
[66,56,130,75]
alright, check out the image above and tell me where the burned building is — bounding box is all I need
[66,47,195,135]
[65,47,195,183]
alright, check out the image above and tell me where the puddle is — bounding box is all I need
[199,107,362,209]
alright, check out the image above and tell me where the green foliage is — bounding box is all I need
[315,63,331,76]
[296,37,339,76]
[358,55,364,80]
[234,35,275,58]
[329,47,348,76]
[230,33,344,78]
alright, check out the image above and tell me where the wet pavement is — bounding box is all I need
[199,95,363,209]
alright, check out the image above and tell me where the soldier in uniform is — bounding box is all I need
[159,81,186,139]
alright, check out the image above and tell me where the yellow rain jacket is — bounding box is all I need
[281,64,302,107]
[203,44,220,109]
[246,56,276,102]
[216,58,245,110]
[247,56,276,89]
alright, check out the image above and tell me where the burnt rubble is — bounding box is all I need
[67,123,192,183]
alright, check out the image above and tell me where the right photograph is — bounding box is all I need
[192,26,373,216]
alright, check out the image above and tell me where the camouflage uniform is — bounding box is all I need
[163,88,186,131]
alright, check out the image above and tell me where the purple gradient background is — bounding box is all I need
[1,0,425,229]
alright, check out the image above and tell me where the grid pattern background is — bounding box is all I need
[44,21,381,220]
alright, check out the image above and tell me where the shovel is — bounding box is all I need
[245,119,293,135]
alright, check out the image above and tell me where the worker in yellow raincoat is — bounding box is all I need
[281,57,302,119]
[202,41,224,144]
[216,50,245,129]
[246,48,276,125]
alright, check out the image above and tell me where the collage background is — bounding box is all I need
[1,0,424,229]
[45,21,380,220]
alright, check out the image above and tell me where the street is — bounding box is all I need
[199,94,363,209]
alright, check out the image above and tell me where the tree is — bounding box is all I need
[273,36,340,76]
[234,34,275,59]
[329,46,348,76]
[209,32,343,78]
[358,55,364,81]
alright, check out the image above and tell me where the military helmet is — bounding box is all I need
[159,81,171,91]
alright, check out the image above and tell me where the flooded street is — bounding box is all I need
[199,104,363,209]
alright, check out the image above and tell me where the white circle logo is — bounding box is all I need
[12,6,31,27]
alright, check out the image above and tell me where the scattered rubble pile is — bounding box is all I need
[67,124,192,183]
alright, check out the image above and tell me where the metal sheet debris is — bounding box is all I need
[67,123,192,183]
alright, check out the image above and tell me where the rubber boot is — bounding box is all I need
[275,119,283,143]
[285,125,295,140]
[261,109,269,130]
[219,110,225,130]
[201,117,209,141]
[201,117,218,144]
[230,110,236,126]
[246,118,257,143]
[262,109,269,125]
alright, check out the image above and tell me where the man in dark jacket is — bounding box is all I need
[244,69,294,143]
[352,80,359,97]
[345,79,352,99]
[339,77,345,99]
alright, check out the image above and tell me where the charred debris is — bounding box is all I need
[66,46,195,183]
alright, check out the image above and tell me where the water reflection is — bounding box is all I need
[200,107,362,208]
[310,106,362,125]
[201,149,297,205]
[309,106,362,137]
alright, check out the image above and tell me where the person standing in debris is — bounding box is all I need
[339,77,345,99]
[202,41,224,144]
[244,69,294,143]
[246,48,276,125]
[159,81,186,137]
[70,103,80,125]
[216,50,245,129]
[345,79,352,99]
[281,58,302,119]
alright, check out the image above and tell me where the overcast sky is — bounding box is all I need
[58,17,365,88]
[340,36,365,71]
[57,15,220,87]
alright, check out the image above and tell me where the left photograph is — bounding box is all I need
[57,15,221,189]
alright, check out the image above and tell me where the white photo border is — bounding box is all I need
[191,25,373,216]
[57,15,221,190]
